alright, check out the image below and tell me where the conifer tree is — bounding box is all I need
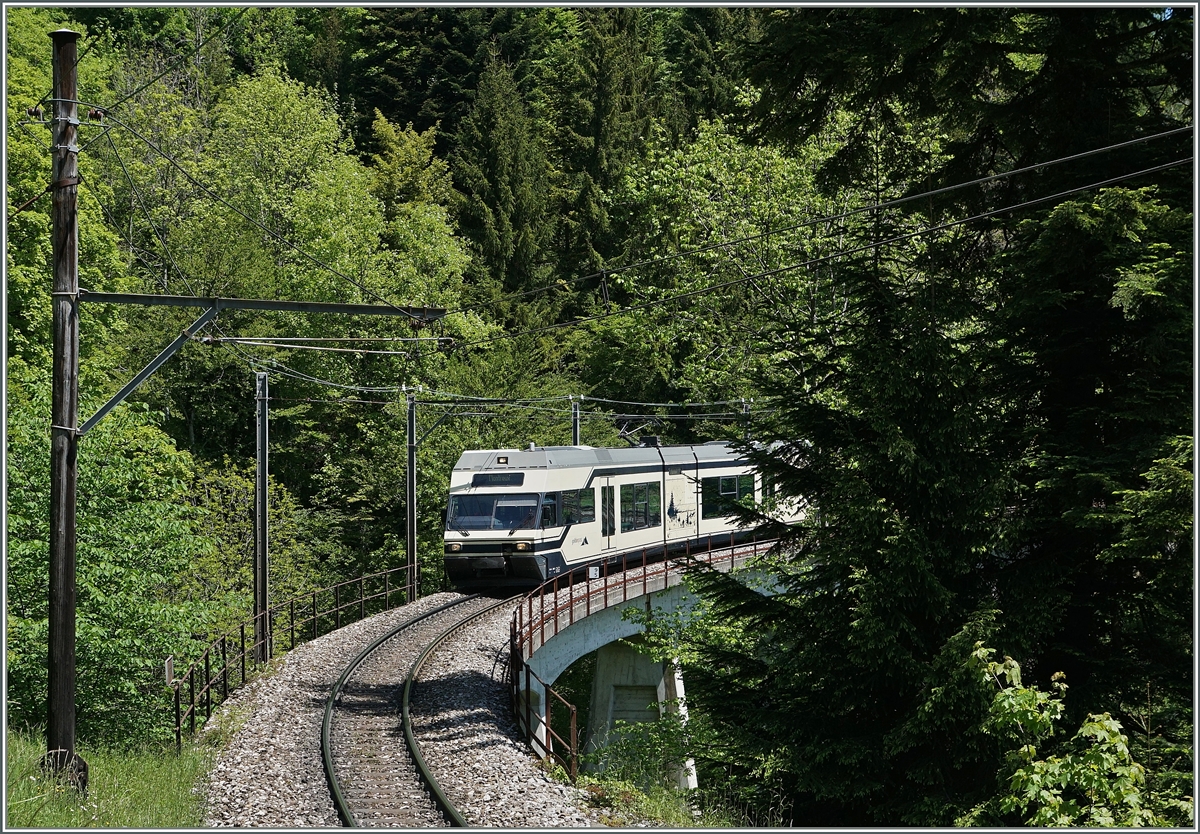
[671,7,1192,824]
[452,53,552,315]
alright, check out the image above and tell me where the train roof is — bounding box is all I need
[451,441,743,473]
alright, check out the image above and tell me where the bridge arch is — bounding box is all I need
[509,538,780,782]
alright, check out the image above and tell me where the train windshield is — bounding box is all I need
[446,493,539,531]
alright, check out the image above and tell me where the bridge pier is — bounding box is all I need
[516,674,549,758]
[583,637,697,790]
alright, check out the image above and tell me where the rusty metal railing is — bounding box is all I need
[170,564,417,751]
[509,531,772,779]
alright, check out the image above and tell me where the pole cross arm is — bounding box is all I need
[73,292,447,437]
[77,291,446,323]
[77,307,218,436]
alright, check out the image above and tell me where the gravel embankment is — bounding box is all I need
[199,592,603,827]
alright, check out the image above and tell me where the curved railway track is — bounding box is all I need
[321,593,519,827]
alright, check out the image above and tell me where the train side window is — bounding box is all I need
[540,493,559,528]
[702,474,755,518]
[620,481,661,532]
[562,488,596,524]
[602,486,615,536]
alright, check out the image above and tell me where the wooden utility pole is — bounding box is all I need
[35,29,445,763]
[406,392,418,601]
[46,27,87,790]
[254,373,269,663]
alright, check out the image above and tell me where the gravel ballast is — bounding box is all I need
[200,592,603,827]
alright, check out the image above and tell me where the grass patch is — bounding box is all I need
[5,728,212,828]
[575,774,791,827]
[577,775,695,826]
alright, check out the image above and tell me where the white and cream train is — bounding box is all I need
[443,439,798,589]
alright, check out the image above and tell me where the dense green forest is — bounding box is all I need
[5,6,1192,826]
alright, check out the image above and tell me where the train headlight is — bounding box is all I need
[515,542,531,551]
[447,543,462,552]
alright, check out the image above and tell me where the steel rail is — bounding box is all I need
[321,594,480,828]
[402,595,524,828]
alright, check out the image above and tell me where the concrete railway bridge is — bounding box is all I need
[508,536,780,788]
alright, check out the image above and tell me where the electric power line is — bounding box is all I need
[102,111,425,320]
[103,131,197,295]
[218,335,445,343]
[447,156,1193,353]
[580,395,747,408]
[436,125,1194,320]
[269,396,396,406]
[214,336,785,432]
[103,9,251,114]
[415,390,576,404]
[211,340,415,357]
[202,336,766,415]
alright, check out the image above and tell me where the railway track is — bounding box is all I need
[321,593,520,827]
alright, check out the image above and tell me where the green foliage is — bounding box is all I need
[653,8,754,141]
[6,372,215,744]
[540,8,659,276]
[586,118,842,413]
[990,187,1193,717]
[743,8,1192,196]
[6,7,134,379]
[577,705,701,828]
[181,459,321,631]
[667,117,1010,822]
[369,110,454,214]
[352,7,497,147]
[7,13,1189,816]
[584,707,692,789]
[575,672,794,827]
[648,10,1194,826]
[958,647,1194,827]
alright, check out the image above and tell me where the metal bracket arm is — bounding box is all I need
[77,307,218,436]
[416,408,454,446]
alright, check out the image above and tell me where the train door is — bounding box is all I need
[600,478,616,550]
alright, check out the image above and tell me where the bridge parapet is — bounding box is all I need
[509,533,775,778]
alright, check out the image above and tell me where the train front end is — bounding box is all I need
[443,449,557,589]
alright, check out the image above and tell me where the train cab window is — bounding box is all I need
[561,488,596,524]
[620,482,661,532]
[494,495,538,529]
[701,474,754,519]
[447,493,538,530]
